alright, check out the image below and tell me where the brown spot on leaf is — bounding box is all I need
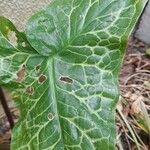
[16,65,26,82]
[35,65,41,75]
[35,65,41,71]
[47,113,54,121]
[26,86,34,95]
[59,76,73,84]
[7,31,17,46]
[38,74,47,84]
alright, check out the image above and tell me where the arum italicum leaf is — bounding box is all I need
[0,0,148,149]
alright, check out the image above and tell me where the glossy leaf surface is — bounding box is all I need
[0,0,147,149]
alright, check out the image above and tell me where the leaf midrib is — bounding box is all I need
[47,57,64,148]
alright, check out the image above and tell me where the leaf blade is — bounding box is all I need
[0,0,148,149]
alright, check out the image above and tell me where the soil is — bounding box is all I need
[0,37,150,150]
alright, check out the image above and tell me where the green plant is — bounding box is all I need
[0,0,147,149]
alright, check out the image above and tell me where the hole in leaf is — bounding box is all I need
[59,76,73,84]
[22,42,26,47]
[35,65,41,71]
[47,113,54,121]
[38,74,47,83]
[7,31,17,46]
[35,65,41,76]
[26,86,34,95]
[16,65,26,82]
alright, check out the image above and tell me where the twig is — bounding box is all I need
[117,107,141,150]
[131,116,148,150]
[117,114,131,150]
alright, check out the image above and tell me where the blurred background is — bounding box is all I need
[0,0,150,150]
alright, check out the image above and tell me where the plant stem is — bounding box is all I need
[0,87,14,129]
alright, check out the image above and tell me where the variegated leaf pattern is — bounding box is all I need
[0,0,147,150]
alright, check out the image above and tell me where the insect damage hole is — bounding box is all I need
[59,76,73,84]
[38,74,47,84]
[35,65,41,72]
[22,42,26,47]
[47,113,54,121]
[16,64,26,82]
[7,31,18,46]
[26,86,34,95]
[35,65,41,75]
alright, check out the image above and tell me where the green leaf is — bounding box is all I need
[0,0,147,149]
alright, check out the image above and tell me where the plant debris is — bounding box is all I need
[117,37,150,150]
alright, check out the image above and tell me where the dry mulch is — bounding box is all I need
[117,37,150,150]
